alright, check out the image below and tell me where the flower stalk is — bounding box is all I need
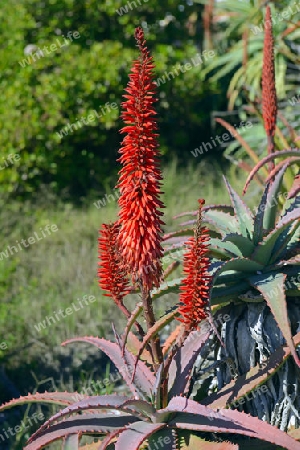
[262,5,277,172]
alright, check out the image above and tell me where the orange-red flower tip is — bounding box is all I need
[98,222,130,305]
[177,199,211,331]
[116,27,164,291]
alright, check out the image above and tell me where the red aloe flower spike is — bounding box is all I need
[98,222,130,314]
[262,5,277,171]
[177,199,211,332]
[116,26,165,291]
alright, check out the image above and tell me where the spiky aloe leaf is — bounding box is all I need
[222,234,254,257]
[133,308,178,376]
[263,163,290,232]
[30,395,130,439]
[80,442,103,450]
[288,172,300,200]
[163,229,194,241]
[0,392,85,411]
[289,429,300,442]
[252,208,300,265]
[151,278,182,300]
[269,195,300,263]
[164,261,181,278]
[63,434,79,450]
[209,237,243,258]
[264,158,300,185]
[215,118,263,168]
[115,422,166,450]
[223,177,253,239]
[62,337,155,398]
[168,329,211,398]
[25,414,138,450]
[204,210,240,235]
[243,149,300,194]
[211,281,250,305]
[179,434,238,450]
[173,204,234,220]
[164,397,300,450]
[98,430,120,450]
[121,302,143,354]
[249,272,300,368]
[253,180,270,245]
[210,257,264,295]
[162,324,183,356]
[270,221,300,265]
[202,331,300,409]
[148,429,177,450]
[125,332,152,364]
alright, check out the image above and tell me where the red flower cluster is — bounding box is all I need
[262,6,277,147]
[116,27,164,291]
[177,199,211,330]
[98,223,129,306]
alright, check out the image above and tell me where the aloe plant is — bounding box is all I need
[166,163,300,433]
[1,18,299,450]
[2,330,300,449]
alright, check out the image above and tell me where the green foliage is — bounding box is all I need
[196,0,300,107]
[0,0,219,197]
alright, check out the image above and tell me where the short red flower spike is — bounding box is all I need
[262,5,277,158]
[177,199,211,331]
[116,27,164,291]
[98,223,130,306]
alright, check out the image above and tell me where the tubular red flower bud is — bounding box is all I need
[262,5,277,156]
[98,223,130,305]
[116,27,164,291]
[177,199,211,331]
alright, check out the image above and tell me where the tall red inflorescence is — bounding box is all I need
[177,199,211,331]
[98,223,130,306]
[262,5,277,158]
[116,27,164,291]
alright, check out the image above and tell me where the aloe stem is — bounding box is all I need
[141,286,164,371]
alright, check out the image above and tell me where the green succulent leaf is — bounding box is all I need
[270,195,300,262]
[211,257,264,287]
[223,176,254,239]
[253,180,270,245]
[209,237,243,258]
[249,273,300,368]
[203,210,239,235]
[222,233,255,257]
[151,278,183,299]
[211,281,250,305]
[263,163,290,232]
[252,208,300,265]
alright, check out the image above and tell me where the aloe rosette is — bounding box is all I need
[1,329,300,449]
[163,165,300,430]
